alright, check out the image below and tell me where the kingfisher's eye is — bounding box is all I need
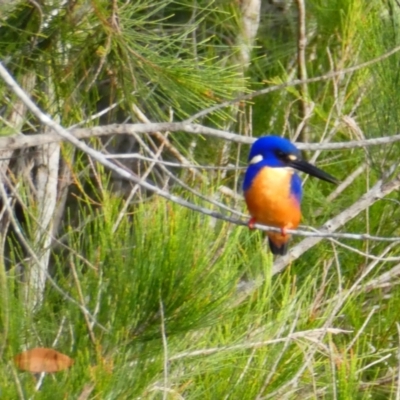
[275,150,287,159]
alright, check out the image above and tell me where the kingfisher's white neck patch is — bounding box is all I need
[249,154,263,165]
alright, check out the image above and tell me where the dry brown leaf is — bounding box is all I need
[14,347,74,373]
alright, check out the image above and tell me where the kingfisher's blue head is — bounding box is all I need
[247,136,300,168]
[243,135,338,192]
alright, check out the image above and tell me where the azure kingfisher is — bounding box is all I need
[243,136,338,256]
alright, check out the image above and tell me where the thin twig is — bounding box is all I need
[295,0,311,142]
[363,262,400,292]
[128,131,243,217]
[255,310,302,399]
[2,121,400,152]
[346,306,378,352]
[111,139,166,233]
[169,328,351,361]
[159,298,169,400]
[327,237,400,262]
[10,361,26,400]
[397,322,400,400]
[131,103,203,180]
[105,153,243,170]
[356,353,392,374]
[186,43,400,122]
[69,258,97,345]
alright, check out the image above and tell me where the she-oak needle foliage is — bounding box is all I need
[1,0,400,398]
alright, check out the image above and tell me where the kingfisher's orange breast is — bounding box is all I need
[244,167,301,230]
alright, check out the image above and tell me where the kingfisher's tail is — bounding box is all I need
[268,234,290,255]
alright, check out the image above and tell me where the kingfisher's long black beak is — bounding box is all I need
[288,159,339,184]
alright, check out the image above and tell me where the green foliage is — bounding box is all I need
[0,193,397,398]
[2,0,400,398]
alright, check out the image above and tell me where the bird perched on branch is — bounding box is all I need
[243,136,338,255]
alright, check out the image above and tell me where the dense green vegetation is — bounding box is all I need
[1,0,400,398]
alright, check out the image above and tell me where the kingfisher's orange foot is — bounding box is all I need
[248,217,256,230]
[280,227,287,237]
